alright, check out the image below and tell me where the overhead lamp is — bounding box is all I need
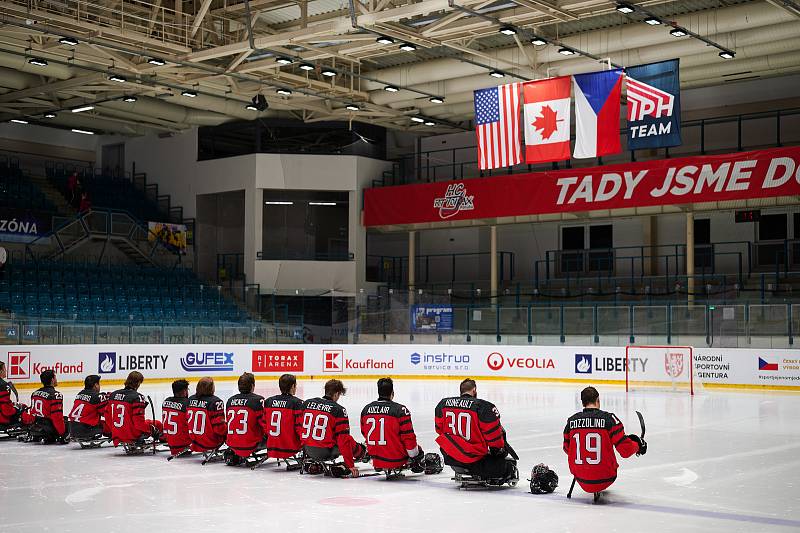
[299,63,315,71]
[181,90,197,97]
[321,68,337,77]
[309,202,337,206]
[489,70,505,78]
[424,121,435,126]
[410,116,425,123]
[122,95,137,102]
[250,94,268,111]
[71,105,94,113]
[28,57,48,67]
[44,112,56,118]
[276,88,292,96]
[59,37,79,46]
[557,47,576,56]
[399,43,417,52]
[376,35,394,45]
[499,26,517,36]
[615,3,635,14]
[345,104,360,111]
[530,36,547,46]
[246,104,258,111]
[384,85,400,92]
[147,57,166,66]
[108,74,127,83]
[644,17,661,25]
[71,129,95,135]
[10,119,28,124]
[429,96,444,104]
[670,27,688,37]
[275,56,293,65]
[719,50,735,59]
[265,201,294,205]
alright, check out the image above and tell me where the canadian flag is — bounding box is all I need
[522,77,571,164]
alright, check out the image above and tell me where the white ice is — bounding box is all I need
[2,379,799,533]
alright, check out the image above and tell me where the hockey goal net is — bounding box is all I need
[625,345,700,395]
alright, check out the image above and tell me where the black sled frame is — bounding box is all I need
[451,464,519,490]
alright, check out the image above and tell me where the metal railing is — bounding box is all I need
[367,251,515,285]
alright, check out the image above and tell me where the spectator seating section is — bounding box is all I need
[0,157,57,212]
[0,261,248,324]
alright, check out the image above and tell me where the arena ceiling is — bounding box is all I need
[0,0,798,135]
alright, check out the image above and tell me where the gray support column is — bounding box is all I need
[686,212,695,306]
[490,225,498,301]
[408,230,416,308]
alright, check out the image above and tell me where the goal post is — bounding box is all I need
[625,345,698,395]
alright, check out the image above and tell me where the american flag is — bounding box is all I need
[474,83,521,170]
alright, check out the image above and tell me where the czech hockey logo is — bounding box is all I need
[8,352,30,379]
[433,183,474,219]
[665,352,684,378]
[323,350,343,372]
[98,352,117,374]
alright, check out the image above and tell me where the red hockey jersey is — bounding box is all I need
[563,408,639,491]
[263,393,303,459]
[0,377,18,425]
[161,396,191,454]
[187,394,226,452]
[68,389,108,436]
[361,398,419,469]
[434,394,505,464]
[108,388,152,444]
[29,386,66,436]
[226,392,265,457]
[301,396,359,467]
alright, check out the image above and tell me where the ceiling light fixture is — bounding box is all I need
[309,202,337,206]
[670,28,688,37]
[719,50,735,59]
[345,104,360,111]
[384,85,400,92]
[299,63,315,71]
[147,58,166,66]
[72,129,95,135]
[429,96,444,104]
[10,119,28,124]
[376,36,394,45]
[644,17,662,25]
[410,116,425,123]
[321,68,337,77]
[530,37,547,46]
[265,201,294,205]
[181,90,197,97]
[59,37,79,46]
[275,57,293,65]
[489,70,505,78]
[122,95,137,102]
[44,113,56,118]
[499,26,517,36]
[71,105,94,113]
[615,3,635,14]
[246,104,258,111]
[424,121,435,126]
[276,88,292,96]
[108,74,126,83]
[28,57,48,67]
[399,43,417,52]
[557,47,576,56]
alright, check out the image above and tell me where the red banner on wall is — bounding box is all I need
[363,147,800,227]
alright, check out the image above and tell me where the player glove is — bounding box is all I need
[489,446,508,458]
[626,434,647,455]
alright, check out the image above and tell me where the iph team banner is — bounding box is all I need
[364,147,800,227]
[626,59,681,150]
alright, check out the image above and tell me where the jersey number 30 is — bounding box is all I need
[572,432,602,465]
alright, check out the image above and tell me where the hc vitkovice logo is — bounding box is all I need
[181,352,234,372]
[433,183,474,219]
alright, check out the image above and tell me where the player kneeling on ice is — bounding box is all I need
[0,361,30,438]
[435,378,518,488]
[360,377,442,478]
[162,379,191,458]
[301,379,369,478]
[563,387,647,503]
[263,373,304,469]
[187,377,227,463]
[108,372,164,453]
[21,370,68,444]
[68,374,111,447]
[224,373,266,466]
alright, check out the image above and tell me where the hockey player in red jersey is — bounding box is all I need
[187,377,226,453]
[263,374,303,459]
[563,387,647,499]
[108,371,163,445]
[301,379,369,478]
[435,378,517,483]
[225,373,265,462]
[0,361,27,429]
[25,369,68,443]
[68,375,109,440]
[360,377,425,471]
[162,379,191,456]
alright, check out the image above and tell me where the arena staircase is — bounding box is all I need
[27,174,74,217]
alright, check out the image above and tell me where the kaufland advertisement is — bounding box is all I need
[4,344,799,389]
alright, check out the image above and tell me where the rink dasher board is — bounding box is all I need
[4,344,799,390]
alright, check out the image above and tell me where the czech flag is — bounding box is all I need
[573,69,623,159]
[758,357,779,371]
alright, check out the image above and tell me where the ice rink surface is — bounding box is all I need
[2,378,799,533]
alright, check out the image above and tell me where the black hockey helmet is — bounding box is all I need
[422,452,443,475]
[529,463,558,494]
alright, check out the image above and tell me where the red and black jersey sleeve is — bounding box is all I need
[0,378,17,425]
[435,395,504,464]
[361,400,419,469]
[161,396,190,454]
[225,393,265,457]
[47,390,66,436]
[263,394,304,458]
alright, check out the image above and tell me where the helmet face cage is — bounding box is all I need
[423,453,443,475]
[529,463,558,494]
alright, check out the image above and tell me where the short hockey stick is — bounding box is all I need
[147,395,157,455]
[636,411,646,440]
[567,477,576,498]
